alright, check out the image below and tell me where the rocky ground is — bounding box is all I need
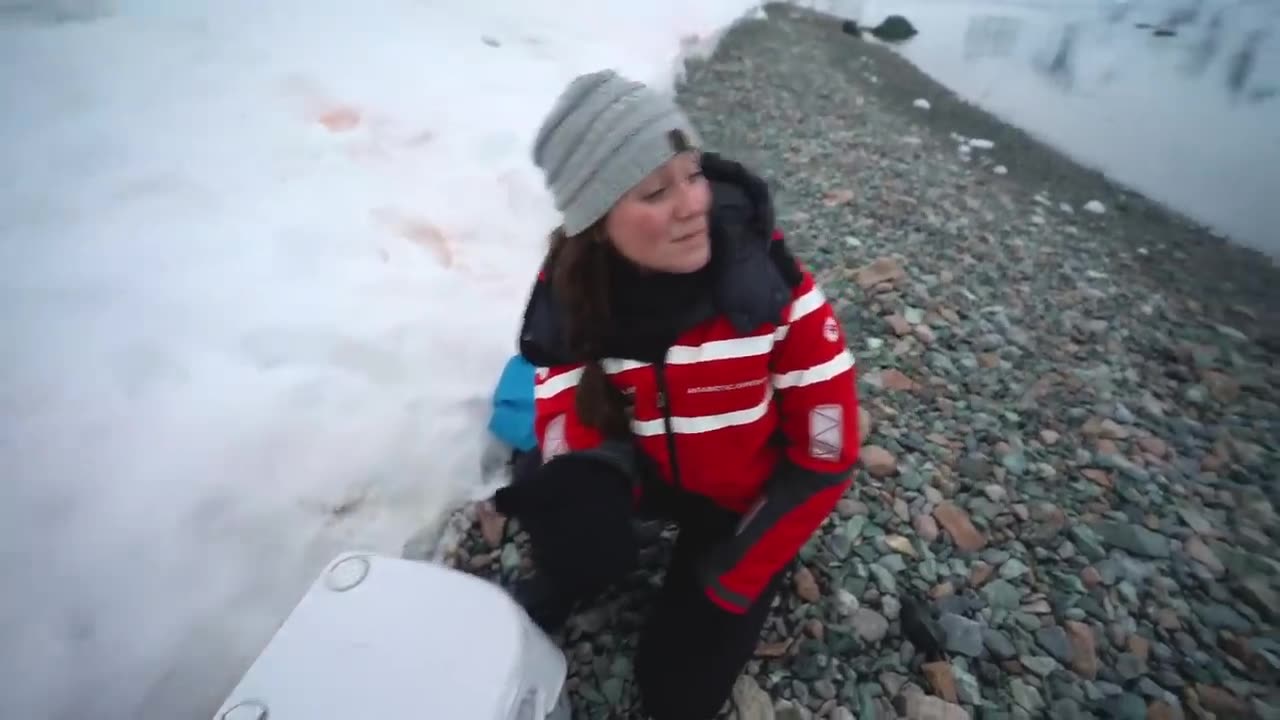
[410,4,1280,719]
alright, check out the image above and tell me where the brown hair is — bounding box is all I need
[546,224,630,437]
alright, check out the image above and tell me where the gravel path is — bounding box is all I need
[415,5,1280,719]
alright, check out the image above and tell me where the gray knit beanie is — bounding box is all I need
[532,69,703,236]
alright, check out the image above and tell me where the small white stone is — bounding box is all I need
[866,337,885,351]
[993,165,1008,175]
[913,98,932,110]
[1084,200,1106,214]
[845,236,863,247]
[1059,202,1074,214]
[968,138,995,150]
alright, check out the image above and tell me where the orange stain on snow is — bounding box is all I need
[371,209,456,268]
[318,106,361,132]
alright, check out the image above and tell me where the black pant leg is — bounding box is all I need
[635,504,788,720]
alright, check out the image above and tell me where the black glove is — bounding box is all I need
[493,455,639,599]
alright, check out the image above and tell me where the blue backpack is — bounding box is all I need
[488,354,538,452]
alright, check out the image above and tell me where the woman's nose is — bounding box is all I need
[673,180,707,218]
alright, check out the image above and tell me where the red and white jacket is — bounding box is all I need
[521,154,860,613]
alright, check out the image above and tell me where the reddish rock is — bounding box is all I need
[1195,685,1252,718]
[1128,635,1151,662]
[969,562,995,587]
[1098,419,1130,439]
[477,501,508,548]
[1040,429,1061,445]
[881,369,919,392]
[930,582,956,599]
[854,257,907,290]
[793,565,821,603]
[861,445,898,478]
[1146,700,1180,720]
[1095,438,1121,457]
[914,324,937,345]
[1137,435,1168,458]
[914,514,941,543]
[885,314,912,336]
[978,353,1001,369]
[1081,566,1103,587]
[922,661,959,703]
[858,407,873,443]
[1183,536,1225,577]
[755,638,792,658]
[1065,621,1099,679]
[934,502,987,552]
[1201,370,1241,404]
[1082,468,1113,489]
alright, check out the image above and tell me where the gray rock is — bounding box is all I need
[1022,655,1059,677]
[1193,602,1253,632]
[853,608,890,643]
[940,613,985,657]
[814,679,837,700]
[1036,626,1074,664]
[983,628,1017,659]
[1050,698,1085,720]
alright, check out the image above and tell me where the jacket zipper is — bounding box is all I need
[654,358,682,491]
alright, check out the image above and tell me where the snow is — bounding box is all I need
[0,1,762,719]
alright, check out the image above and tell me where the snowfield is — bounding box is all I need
[0,1,762,718]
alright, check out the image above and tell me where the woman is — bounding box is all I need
[493,69,861,720]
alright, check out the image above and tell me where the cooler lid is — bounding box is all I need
[212,552,534,720]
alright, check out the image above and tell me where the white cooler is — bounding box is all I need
[212,552,571,720]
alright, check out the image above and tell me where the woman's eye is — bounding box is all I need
[688,170,705,181]
[643,186,667,200]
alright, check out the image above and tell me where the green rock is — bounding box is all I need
[919,558,939,583]
[601,677,624,705]
[843,575,869,598]
[869,564,898,594]
[1069,525,1107,561]
[828,532,854,560]
[1093,521,1171,558]
[1000,558,1031,579]
[846,515,868,539]
[983,579,1024,610]
[900,471,925,491]
[500,543,522,573]
[1010,678,1044,713]
[1113,693,1147,720]
[877,553,907,574]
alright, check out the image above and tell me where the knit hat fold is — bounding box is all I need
[533,70,703,235]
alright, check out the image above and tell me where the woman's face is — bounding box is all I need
[604,151,712,274]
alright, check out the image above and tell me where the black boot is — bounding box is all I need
[512,573,578,634]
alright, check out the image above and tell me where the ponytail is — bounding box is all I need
[546,226,630,437]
